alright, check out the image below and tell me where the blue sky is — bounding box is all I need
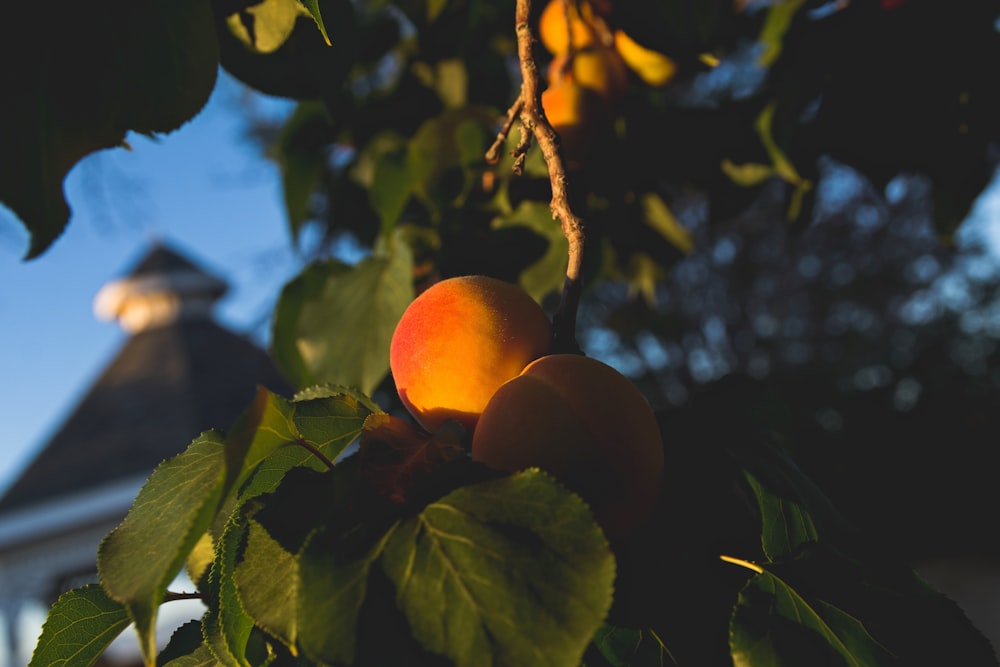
[0,70,300,494]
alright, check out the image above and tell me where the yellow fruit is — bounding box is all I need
[548,45,629,105]
[389,275,552,435]
[614,29,678,87]
[538,0,599,55]
[541,80,600,167]
[471,354,665,539]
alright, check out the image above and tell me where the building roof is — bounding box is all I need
[0,242,294,513]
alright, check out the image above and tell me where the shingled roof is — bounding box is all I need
[0,242,294,512]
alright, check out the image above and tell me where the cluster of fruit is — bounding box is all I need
[389,275,665,539]
[538,0,678,167]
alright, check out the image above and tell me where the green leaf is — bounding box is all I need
[295,519,396,665]
[381,469,616,667]
[720,159,775,187]
[162,642,223,667]
[757,0,807,67]
[223,388,299,498]
[225,0,312,54]
[223,387,373,503]
[733,443,855,561]
[730,566,896,667]
[205,515,254,667]
[591,624,678,667]
[299,0,332,45]
[276,102,334,240]
[98,433,227,664]
[408,107,497,217]
[371,148,415,234]
[492,200,568,303]
[249,461,386,665]
[639,193,694,255]
[293,383,387,414]
[727,542,1000,667]
[272,261,354,389]
[158,619,206,665]
[272,238,414,394]
[0,0,218,259]
[216,0,356,101]
[235,520,302,650]
[28,585,132,667]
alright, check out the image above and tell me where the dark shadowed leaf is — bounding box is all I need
[235,520,301,650]
[359,413,467,504]
[591,624,679,667]
[28,585,131,667]
[728,544,1000,667]
[0,0,218,259]
[381,469,616,667]
[732,443,855,561]
[492,200,569,303]
[158,619,205,665]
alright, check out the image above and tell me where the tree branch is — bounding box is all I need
[513,0,586,354]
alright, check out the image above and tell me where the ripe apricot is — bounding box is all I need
[538,0,599,55]
[547,45,629,106]
[471,354,664,539]
[541,80,600,168]
[389,275,552,435]
[614,30,677,87]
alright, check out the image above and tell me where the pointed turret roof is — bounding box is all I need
[0,241,293,512]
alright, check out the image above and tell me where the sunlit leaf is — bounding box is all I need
[225,0,312,54]
[98,433,227,664]
[756,103,804,186]
[28,585,131,667]
[381,469,615,667]
[640,193,694,255]
[720,159,775,187]
[273,236,413,394]
[757,0,807,67]
[225,387,372,502]
[299,0,332,45]
[216,0,356,101]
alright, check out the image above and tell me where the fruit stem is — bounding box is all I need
[514,0,585,354]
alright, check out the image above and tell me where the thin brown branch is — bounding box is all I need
[486,93,524,164]
[514,0,585,354]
